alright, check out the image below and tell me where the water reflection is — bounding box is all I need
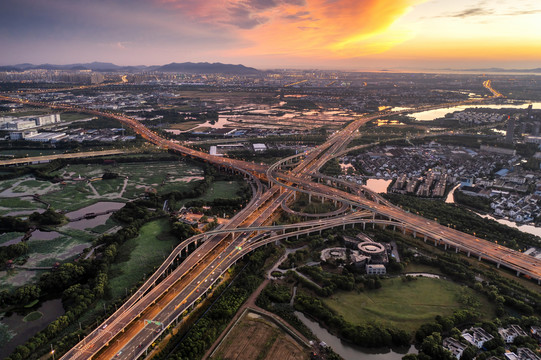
[65,202,124,220]
[409,102,541,121]
[295,311,417,360]
[364,179,392,194]
[1,299,65,355]
[478,213,541,237]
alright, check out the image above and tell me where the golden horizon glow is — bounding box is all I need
[1,0,540,69]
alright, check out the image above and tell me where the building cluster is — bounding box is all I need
[319,234,393,275]
[344,144,511,182]
[342,144,514,196]
[392,170,448,197]
[0,69,105,84]
[0,114,60,130]
[452,110,506,125]
[459,168,541,225]
[443,324,541,360]
[5,127,135,143]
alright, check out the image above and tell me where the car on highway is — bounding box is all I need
[116,350,123,357]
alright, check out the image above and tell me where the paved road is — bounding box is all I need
[0,149,131,166]
[2,85,538,360]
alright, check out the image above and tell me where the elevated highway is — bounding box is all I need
[1,86,539,360]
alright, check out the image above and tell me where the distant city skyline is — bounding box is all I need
[1,0,540,70]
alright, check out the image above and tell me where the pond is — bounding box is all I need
[0,299,65,356]
[295,311,417,360]
[65,201,124,220]
[364,179,392,194]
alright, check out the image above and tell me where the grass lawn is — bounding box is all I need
[107,218,179,299]
[323,277,495,333]
[197,180,241,201]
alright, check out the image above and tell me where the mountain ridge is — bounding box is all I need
[0,61,260,74]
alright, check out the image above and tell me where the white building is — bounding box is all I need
[443,337,467,359]
[366,264,386,275]
[499,325,528,343]
[253,143,267,152]
[462,327,493,348]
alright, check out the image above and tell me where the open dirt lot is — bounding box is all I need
[211,312,308,360]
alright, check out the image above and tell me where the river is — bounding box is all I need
[445,184,541,237]
[478,213,541,238]
[295,312,417,360]
[408,102,541,121]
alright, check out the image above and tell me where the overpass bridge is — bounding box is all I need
[1,85,539,360]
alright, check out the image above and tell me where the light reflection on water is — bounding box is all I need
[295,311,417,360]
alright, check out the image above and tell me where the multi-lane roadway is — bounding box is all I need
[1,83,538,360]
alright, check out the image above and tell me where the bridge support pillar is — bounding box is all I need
[444,244,447,250]
[467,251,470,257]
[497,263,500,268]
[308,194,312,204]
[383,225,386,230]
[423,235,427,243]
[413,231,416,238]
[334,199,337,206]
[516,271,521,277]
[455,248,459,253]
[293,192,296,200]
[478,256,482,261]
[372,222,375,229]
[343,224,345,230]
[393,225,396,231]
[319,229,322,235]
[363,223,366,230]
[321,196,324,204]
[352,223,355,229]
[402,227,406,235]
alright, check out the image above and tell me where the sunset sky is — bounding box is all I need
[1,0,540,70]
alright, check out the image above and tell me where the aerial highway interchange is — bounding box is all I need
[1,80,539,360]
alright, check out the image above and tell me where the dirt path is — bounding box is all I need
[87,182,100,197]
[203,251,312,360]
[117,177,128,198]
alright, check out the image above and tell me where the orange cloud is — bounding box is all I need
[160,0,424,58]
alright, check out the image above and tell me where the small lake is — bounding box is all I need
[295,311,417,360]
[67,213,113,231]
[30,230,61,241]
[65,201,124,220]
[364,179,392,194]
[409,102,541,121]
[0,299,65,356]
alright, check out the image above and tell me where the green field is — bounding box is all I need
[323,277,495,333]
[0,196,47,217]
[43,161,204,209]
[107,218,179,299]
[197,180,241,201]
